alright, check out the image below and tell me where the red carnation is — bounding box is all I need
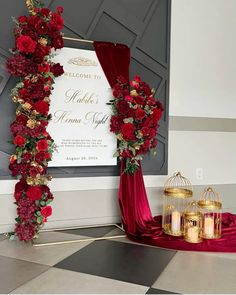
[121,123,135,141]
[14,135,26,147]
[41,206,52,219]
[37,139,48,152]
[135,108,146,120]
[26,186,42,201]
[51,63,64,77]
[16,35,36,54]
[50,12,64,30]
[117,100,130,115]
[34,101,49,116]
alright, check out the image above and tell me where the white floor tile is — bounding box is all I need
[11,268,149,294]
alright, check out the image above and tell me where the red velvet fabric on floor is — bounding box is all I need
[94,41,236,253]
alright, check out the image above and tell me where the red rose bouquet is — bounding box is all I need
[110,76,163,174]
[6,3,64,241]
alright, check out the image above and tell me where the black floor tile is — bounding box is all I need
[54,240,176,287]
[146,287,178,294]
[59,225,117,238]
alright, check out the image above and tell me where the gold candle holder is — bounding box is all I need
[183,201,203,243]
[198,187,222,239]
[162,172,193,236]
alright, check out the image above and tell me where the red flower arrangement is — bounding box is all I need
[110,76,163,174]
[6,3,64,241]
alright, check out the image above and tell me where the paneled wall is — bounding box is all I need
[0,0,171,177]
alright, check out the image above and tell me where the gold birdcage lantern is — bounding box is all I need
[197,187,222,239]
[162,172,193,236]
[183,201,203,243]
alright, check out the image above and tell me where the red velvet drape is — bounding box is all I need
[93,41,130,86]
[94,41,236,252]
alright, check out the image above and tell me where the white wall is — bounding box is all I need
[1,0,236,233]
[170,0,236,118]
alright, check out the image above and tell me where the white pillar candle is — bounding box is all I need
[187,226,199,242]
[204,216,214,237]
[171,210,181,232]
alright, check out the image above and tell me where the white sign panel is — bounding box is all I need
[47,47,116,167]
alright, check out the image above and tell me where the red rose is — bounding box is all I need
[121,150,133,158]
[135,108,146,120]
[15,179,28,194]
[26,186,42,201]
[33,44,51,63]
[38,63,50,73]
[41,206,52,218]
[22,152,33,163]
[14,135,26,147]
[151,138,158,148]
[51,34,64,49]
[117,75,127,84]
[152,107,163,121]
[37,139,48,151]
[18,16,27,23]
[135,95,145,106]
[149,128,156,138]
[143,115,157,128]
[141,127,150,137]
[16,114,28,124]
[117,100,130,115]
[45,152,51,160]
[51,63,64,76]
[50,12,64,30]
[28,15,41,27]
[121,123,135,141]
[41,8,50,17]
[16,35,36,54]
[34,101,49,116]
[57,6,64,13]
[35,19,48,35]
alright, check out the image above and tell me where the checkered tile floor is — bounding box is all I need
[0,225,236,294]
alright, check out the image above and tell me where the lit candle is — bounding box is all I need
[187,226,199,242]
[204,216,214,237]
[171,210,181,232]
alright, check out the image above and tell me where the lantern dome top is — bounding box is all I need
[184,201,202,220]
[164,172,193,198]
[198,187,222,210]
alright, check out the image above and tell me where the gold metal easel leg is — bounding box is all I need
[33,223,126,247]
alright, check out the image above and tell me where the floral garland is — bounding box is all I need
[110,76,163,174]
[6,3,64,241]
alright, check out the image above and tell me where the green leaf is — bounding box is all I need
[46,199,52,205]
[37,216,43,224]
[113,151,120,158]
[40,201,46,206]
